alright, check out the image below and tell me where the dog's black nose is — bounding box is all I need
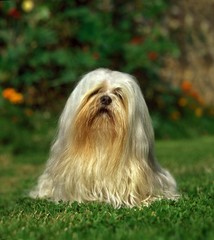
[100,95,112,106]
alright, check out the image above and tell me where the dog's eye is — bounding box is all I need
[113,89,123,101]
[89,89,100,98]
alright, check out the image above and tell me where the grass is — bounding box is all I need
[0,120,213,240]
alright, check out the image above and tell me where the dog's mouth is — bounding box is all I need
[87,107,114,127]
[95,106,113,120]
[98,107,110,115]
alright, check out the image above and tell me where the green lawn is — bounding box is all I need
[0,135,213,240]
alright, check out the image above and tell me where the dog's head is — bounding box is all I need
[74,80,128,131]
[58,69,155,158]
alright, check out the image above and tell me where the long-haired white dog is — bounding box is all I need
[30,68,178,207]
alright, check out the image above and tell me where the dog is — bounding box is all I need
[30,68,178,207]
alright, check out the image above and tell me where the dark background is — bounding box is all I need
[0,0,213,148]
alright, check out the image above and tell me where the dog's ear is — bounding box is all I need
[129,79,155,162]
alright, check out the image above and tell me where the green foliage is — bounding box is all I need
[0,0,213,139]
[0,136,213,240]
[0,112,55,155]
[0,0,177,102]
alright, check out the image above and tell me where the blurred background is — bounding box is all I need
[0,0,213,154]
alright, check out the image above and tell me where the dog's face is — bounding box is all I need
[72,81,129,148]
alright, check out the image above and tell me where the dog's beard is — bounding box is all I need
[64,89,158,204]
[71,92,129,174]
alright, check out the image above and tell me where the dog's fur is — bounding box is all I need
[30,68,178,207]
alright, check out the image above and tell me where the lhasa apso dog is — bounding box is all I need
[30,68,178,207]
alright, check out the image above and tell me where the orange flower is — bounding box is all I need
[10,93,24,104]
[2,88,24,104]
[181,80,192,92]
[2,88,16,99]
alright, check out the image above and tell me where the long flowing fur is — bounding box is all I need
[30,68,179,207]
